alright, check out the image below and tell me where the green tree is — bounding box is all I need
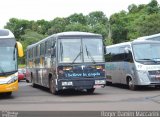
[147,0,159,14]
[21,29,46,50]
[65,23,90,32]
[90,23,108,38]
[136,14,160,36]
[67,13,86,25]
[20,29,46,64]
[110,11,128,43]
[128,4,138,13]
[36,19,50,35]
[86,11,108,26]
[86,11,109,40]
[110,0,160,43]
[5,18,30,40]
[48,17,66,35]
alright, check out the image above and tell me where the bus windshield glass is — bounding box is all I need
[83,38,103,62]
[0,39,17,74]
[59,39,82,63]
[133,43,160,62]
[58,38,103,63]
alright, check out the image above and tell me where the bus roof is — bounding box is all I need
[27,31,102,49]
[136,33,160,41]
[55,31,102,37]
[106,42,131,48]
[106,39,160,49]
[0,29,14,39]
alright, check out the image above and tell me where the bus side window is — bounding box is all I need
[45,41,48,55]
[105,53,112,62]
[46,40,52,55]
[40,43,45,56]
[124,50,133,62]
[51,41,56,58]
[124,47,133,62]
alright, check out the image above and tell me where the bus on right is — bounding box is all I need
[105,34,160,90]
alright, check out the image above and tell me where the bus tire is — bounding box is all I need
[86,88,95,94]
[31,73,36,87]
[155,85,160,89]
[5,92,12,96]
[106,81,112,86]
[128,78,137,90]
[31,77,36,87]
[32,83,37,88]
[26,79,30,83]
[49,78,58,95]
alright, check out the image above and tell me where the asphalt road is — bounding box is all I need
[0,80,160,111]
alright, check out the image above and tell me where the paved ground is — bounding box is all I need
[0,80,160,111]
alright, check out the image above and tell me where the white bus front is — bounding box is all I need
[132,41,160,87]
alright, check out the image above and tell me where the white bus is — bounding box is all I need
[0,29,23,96]
[137,33,160,41]
[105,39,160,90]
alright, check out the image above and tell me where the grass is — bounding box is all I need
[18,64,26,68]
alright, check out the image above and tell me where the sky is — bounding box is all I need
[0,0,158,28]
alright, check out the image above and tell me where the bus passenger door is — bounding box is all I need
[119,47,128,84]
[119,47,133,84]
[50,41,57,80]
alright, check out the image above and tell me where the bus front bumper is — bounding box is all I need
[57,78,106,90]
[0,80,18,93]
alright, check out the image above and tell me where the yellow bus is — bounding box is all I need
[0,29,23,96]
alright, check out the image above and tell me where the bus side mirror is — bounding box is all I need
[124,47,130,54]
[16,41,24,57]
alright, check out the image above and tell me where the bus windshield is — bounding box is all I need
[59,39,82,63]
[83,38,103,62]
[133,43,160,62]
[58,38,103,63]
[0,39,17,74]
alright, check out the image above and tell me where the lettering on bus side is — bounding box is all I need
[65,72,101,78]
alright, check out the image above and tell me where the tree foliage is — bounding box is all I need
[4,0,160,63]
[110,0,160,43]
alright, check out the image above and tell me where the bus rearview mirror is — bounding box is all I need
[124,47,131,54]
[16,41,24,57]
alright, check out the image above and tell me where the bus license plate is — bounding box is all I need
[156,75,160,79]
[94,85,103,88]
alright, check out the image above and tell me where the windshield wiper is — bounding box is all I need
[0,65,6,76]
[152,58,160,61]
[137,58,158,63]
[72,46,82,64]
[85,45,96,64]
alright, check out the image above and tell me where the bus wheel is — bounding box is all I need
[128,78,137,90]
[49,78,57,95]
[26,79,30,83]
[31,78,37,88]
[155,85,160,89]
[31,74,36,87]
[86,88,95,94]
[5,92,12,96]
[106,81,112,86]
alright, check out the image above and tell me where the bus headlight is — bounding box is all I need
[137,70,150,82]
[7,76,18,84]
